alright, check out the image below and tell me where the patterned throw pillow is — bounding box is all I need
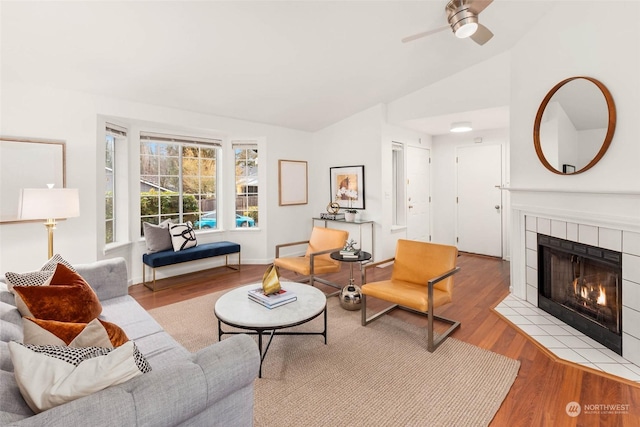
[8,341,151,413]
[23,317,129,348]
[170,221,198,251]
[4,254,75,294]
[40,254,76,272]
[4,271,53,292]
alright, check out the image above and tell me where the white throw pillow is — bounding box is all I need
[169,222,198,251]
[9,341,151,413]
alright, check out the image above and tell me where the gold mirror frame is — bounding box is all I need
[533,76,616,175]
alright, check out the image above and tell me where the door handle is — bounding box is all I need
[495,205,501,211]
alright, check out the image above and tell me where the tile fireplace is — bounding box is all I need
[514,213,640,371]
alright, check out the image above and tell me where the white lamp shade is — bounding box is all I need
[18,188,80,220]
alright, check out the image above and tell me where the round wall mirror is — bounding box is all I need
[533,76,616,175]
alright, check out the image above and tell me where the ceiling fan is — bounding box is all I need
[402,0,494,46]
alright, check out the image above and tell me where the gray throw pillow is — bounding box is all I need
[142,220,173,253]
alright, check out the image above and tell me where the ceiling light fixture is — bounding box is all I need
[450,121,473,133]
[449,5,479,39]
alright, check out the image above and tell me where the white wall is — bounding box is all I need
[386,51,511,123]
[0,81,314,280]
[510,2,640,194]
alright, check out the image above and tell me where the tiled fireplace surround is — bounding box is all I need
[504,213,640,381]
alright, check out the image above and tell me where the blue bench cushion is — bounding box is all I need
[143,241,241,268]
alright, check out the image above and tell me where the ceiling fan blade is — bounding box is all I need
[401,25,449,43]
[468,0,493,15]
[470,23,493,45]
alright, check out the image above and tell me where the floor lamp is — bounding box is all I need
[18,187,80,259]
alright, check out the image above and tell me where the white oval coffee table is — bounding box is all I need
[214,282,327,377]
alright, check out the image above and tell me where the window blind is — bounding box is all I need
[140,131,222,147]
[106,122,127,137]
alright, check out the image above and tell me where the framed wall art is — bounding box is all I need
[0,137,66,223]
[278,160,308,206]
[330,165,365,210]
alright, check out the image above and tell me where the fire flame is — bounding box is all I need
[597,284,606,306]
[580,286,588,299]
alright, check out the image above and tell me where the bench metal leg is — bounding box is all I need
[142,264,157,292]
[224,251,241,271]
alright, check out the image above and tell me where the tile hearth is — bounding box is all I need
[495,294,640,383]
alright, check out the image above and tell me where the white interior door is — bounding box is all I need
[406,146,430,242]
[456,145,502,257]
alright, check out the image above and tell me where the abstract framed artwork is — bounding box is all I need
[278,160,308,206]
[330,165,365,210]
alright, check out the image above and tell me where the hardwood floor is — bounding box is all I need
[129,254,640,426]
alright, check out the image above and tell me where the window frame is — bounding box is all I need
[392,142,406,226]
[232,141,259,229]
[105,123,128,246]
[139,131,222,234]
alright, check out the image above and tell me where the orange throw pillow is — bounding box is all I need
[23,317,129,348]
[13,263,102,323]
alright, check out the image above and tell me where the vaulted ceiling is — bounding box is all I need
[1,1,556,134]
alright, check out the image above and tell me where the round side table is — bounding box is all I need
[330,251,372,310]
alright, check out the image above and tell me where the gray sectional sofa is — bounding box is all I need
[0,257,260,426]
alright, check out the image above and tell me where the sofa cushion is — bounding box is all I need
[13,264,102,323]
[23,317,129,348]
[169,222,198,251]
[9,341,152,413]
[143,220,173,253]
[0,370,33,419]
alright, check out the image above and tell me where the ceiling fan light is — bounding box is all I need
[449,5,479,39]
[450,121,473,133]
[455,21,478,39]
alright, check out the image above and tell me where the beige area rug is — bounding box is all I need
[149,290,520,427]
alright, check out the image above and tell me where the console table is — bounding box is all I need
[311,217,375,260]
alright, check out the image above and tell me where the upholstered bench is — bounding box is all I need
[142,241,241,291]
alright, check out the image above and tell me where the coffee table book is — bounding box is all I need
[339,249,360,259]
[248,287,297,309]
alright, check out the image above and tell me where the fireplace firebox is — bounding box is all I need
[538,235,622,355]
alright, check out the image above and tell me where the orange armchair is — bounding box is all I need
[361,239,460,352]
[275,226,349,294]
